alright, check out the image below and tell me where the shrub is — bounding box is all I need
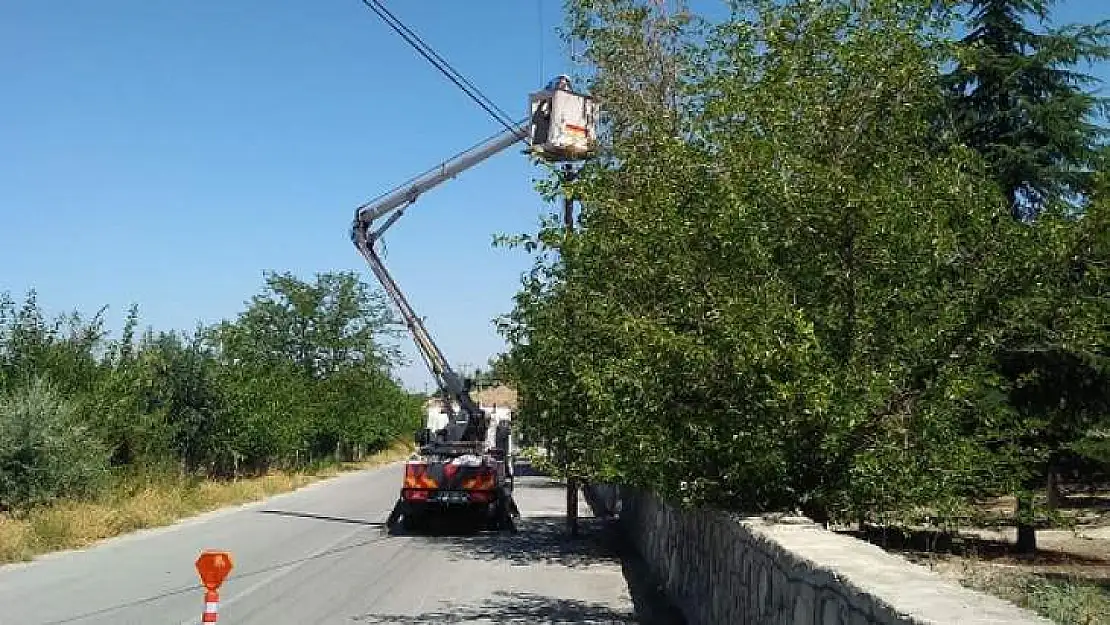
[0,379,109,510]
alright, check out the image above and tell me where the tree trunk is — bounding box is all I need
[1015,493,1037,554]
[566,475,579,537]
[800,500,830,525]
[1046,463,1063,509]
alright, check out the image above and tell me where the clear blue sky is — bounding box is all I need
[2,1,1108,392]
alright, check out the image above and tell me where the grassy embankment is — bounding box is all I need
[963,568,1109,625]
[946,497,1110,624]
[854,491,1110,624]
[0,441,414,565]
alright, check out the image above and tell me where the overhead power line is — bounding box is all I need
[357,0,519,134]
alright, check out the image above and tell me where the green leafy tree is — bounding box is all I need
[990,178,1110,551]
[134,328,228,474]
[0,379,109,510]
[216,271,400,377]
[0,290,107,398]
[945,0,1110,219]
[486,353,513,385]
[211,271,416,471]
[504,0,1016,518]
[0,269,420,494]
[84,324,179,468]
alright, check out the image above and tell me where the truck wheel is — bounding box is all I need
[401,512,422,532]
[500,510,518,533]
[491,501,516,533]
[481,502,498,531]
[385,500,404,534]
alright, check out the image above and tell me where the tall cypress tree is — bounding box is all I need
[946,0,1110,220]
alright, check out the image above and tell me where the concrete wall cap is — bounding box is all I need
[587,483,1055,625]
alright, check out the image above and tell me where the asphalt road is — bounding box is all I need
[0,464,638,624]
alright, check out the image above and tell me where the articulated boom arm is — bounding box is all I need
[354,243,464,406]
[351,233,486,442]
[350,122,530,444]
[349,78,598,450]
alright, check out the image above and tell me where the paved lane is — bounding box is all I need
[0,464,636,624]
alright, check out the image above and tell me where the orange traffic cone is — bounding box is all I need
[201,588,219,623]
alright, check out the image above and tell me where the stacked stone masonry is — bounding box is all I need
[584,484,1052,625]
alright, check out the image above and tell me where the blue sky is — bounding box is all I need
[2,1,1108,392]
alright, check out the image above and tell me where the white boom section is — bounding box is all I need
[354,122,529,228]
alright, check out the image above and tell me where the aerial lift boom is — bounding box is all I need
[350,121,530,449]
[350,78,598,532]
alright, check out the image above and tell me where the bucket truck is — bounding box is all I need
[350,78,598,532]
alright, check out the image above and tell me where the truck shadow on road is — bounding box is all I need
[418,515,686,625]
[352,589,636,623]
[251,507,684,624]
[421,514,620,568]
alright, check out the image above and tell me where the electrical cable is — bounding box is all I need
[538,0,544,86]
[363,0,514,126]
[358,0,511,127]
[357,0,518,133]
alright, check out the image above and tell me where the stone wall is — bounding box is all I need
[584,484,1052,625]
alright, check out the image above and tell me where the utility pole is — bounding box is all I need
[562,163,580,538]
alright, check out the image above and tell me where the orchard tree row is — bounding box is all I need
[500,0,1110,551]
[0,271,422,511]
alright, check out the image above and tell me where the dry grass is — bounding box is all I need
[846,488,1110,625]
[0,441,413,565]
[933,559,1110,625]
